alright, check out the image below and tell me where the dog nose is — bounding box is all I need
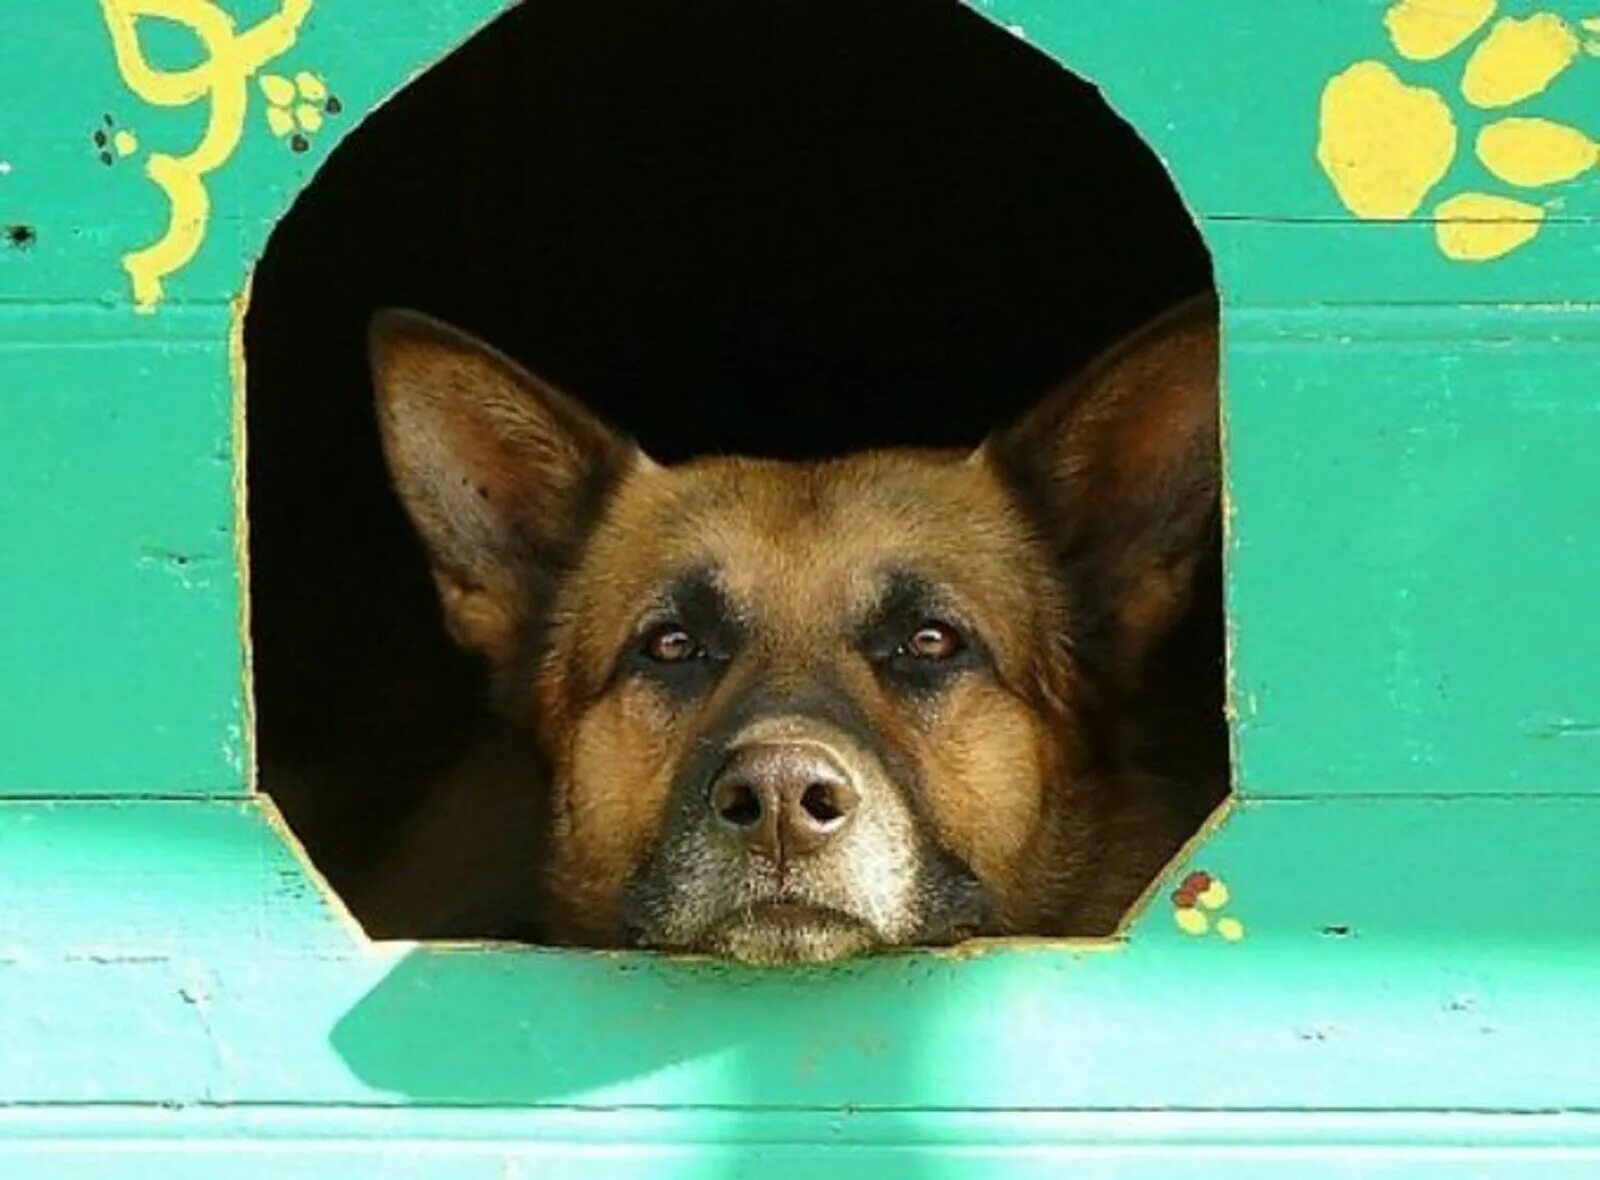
[709,743,860,860]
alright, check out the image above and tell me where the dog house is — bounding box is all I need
[3,0,1598,1171]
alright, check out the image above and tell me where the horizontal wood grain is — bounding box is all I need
[1227,309,1600,795]
[1,796,1595,1114]
[4,1107,1600,1177]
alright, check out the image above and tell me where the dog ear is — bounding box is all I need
[369,309,647,663]
[981,296,1220,688]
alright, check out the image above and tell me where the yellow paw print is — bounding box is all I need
[1171,871,1246,943]
[91,113,139,168]
[260,70,343,153]
[1318,2,1598,262]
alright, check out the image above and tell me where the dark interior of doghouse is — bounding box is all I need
[246,0,1222,940]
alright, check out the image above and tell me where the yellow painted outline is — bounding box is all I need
[100,0,314,311]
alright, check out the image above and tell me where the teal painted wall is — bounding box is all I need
[0,0,1597,1172]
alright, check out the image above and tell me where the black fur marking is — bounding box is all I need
[859,569,991,695]
[617,566,743,700]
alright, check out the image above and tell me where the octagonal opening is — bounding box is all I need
[244,0,1227,951]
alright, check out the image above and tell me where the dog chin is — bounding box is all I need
[701,904,881,965]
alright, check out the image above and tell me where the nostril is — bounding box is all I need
[713,780,763,828]
[800,781,845,825]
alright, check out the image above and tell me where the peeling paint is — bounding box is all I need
[1525,717,1600,739]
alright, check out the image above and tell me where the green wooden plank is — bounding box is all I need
[1,797,1595,1112]
[0,313,246,795]
[1226,304,1600,795]
[1210,220,1600,306]
[0,798,349,955]
[4,1108,1600,1178]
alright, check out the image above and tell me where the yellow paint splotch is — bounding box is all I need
[1384,0,1496,61]
[1462,13,1580,107]
[1434,192,1545,260]
[1318,4,1595,263]
[1171,871,1245,943]
[1318,61,1457,218]
[259,73,297,106]
[260,70,333,140]
[1477,116,1598,186]
[1197,880,1230,910]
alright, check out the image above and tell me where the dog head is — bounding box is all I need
[369,300,1218,963]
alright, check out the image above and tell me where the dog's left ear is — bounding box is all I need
[981,296,1220,687]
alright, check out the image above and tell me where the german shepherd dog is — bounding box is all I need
[357,296,1225,964]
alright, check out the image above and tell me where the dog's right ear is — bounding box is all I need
[979,296,1219,692]
[369,309,648,663]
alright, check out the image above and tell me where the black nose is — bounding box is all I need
[708,743,860,861]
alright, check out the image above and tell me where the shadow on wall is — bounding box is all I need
[329,941,1146,1115]
[329,945,995,1175]
[245,0,1213,920]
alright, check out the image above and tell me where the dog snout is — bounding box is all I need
[708,743,861,861]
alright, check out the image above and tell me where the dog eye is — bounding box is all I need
[643,624,704,664]
[900,622,964,661]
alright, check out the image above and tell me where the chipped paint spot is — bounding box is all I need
[137,547,221,591]
[1526,716,1600,739]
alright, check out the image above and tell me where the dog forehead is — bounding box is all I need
[583,452,1045,627]
[632,453,1000,556]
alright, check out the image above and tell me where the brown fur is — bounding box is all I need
[353,296,1225,961]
